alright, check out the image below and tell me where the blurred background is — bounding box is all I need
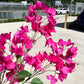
[0,0,84,19]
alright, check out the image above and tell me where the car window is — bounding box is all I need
[64,9,67,10]
[60,9,62,10]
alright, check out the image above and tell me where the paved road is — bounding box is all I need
[0,15,84,84]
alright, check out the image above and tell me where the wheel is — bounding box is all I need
[60,12,62,14]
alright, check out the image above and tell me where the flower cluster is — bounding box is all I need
[25,0,56,37]
[0,1,78,84]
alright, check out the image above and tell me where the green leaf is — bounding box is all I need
[17,56,22,64]
[31,77,43,84]
[19,78,25,82]
[17,70,32,79]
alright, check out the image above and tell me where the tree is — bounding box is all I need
[2,0,22,2]
[61,0,84,4]
[61,0,71,4]
[27,0,37,4]
[73,0,84,3]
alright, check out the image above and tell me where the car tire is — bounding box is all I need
[67,11,69,14]
[60,12,62,14]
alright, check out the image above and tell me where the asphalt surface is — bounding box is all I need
[0,15,84,84]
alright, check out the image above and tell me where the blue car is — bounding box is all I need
[76,11,84,30]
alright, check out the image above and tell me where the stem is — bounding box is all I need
[10,31,42,84]
[22,63,55,83]
[3,79,7,84]
[22,77,31,84]
[10,50,29,84]
[2,69,6,84]
[22,70,41,84]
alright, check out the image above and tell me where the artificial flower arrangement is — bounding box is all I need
[0,1,78,84]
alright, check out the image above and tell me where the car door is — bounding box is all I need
[63,8,67,14]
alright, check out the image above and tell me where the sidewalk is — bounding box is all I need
[0,16,84,84]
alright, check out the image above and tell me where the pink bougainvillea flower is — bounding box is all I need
[42,4,49,10]
[12,29,33,49]
[35,16,42,23]
[1,32,11,40]
[12,28,32,48]
[0,51,3,57]
[66,46,78,59]
[46,53,64,70]
[25,15,35,22]
[47,75,57,84]
[34,1,42,10]
[46,53,55,63]
[0,56,4,64]
[66,39,74,46]
[6,63,24,82]
[0,63,5,72]
[15,46,24,56]
[56,47,63,55]
[4,32,11,40]
[66,59,76,73]
[58,39,74,47]
[24,52,45,71]
[58,72,67,82]
[40,23,56,37]
[54,56,64,71]
[12,30,25,44]
[20,25,29,33]
[6,62,16,70]
[4,55,13,63]
[24,35,32,49]
[47,7,56,16]
[34,62,44,71]
[4,55,16,70]
[66,58,73,64]
[45,38,56,46]
[14,30,24,38]
[0,44,5,50]
[47,23,56,33]
[0,32,11,46]
[28,5,35,13]
[32,52,45,71]
[0,55,16,71]
[32,21,41,31]
[48,16,56,26]
[58,39,67,46]
[10,45,24,56]
[0,56,5,72]
[24,54,36,65]
[67,62,76,73]
[60,66,70,74]
[9,45,17,53]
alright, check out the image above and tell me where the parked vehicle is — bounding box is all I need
[56,8,69,14]
[76,10,84,29]
[68,11,84,32]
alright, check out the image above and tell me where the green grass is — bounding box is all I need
[71,13,79,16]
[0,18,26,23]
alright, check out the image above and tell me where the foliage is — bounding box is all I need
[17,70,32,79]
[62,0,84,4]
[71,13,79,16]
[61,0,71,4]
[0,18,25,23]
[2,0,22,2]
[2,0,84,3]
[31,77,43,84]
